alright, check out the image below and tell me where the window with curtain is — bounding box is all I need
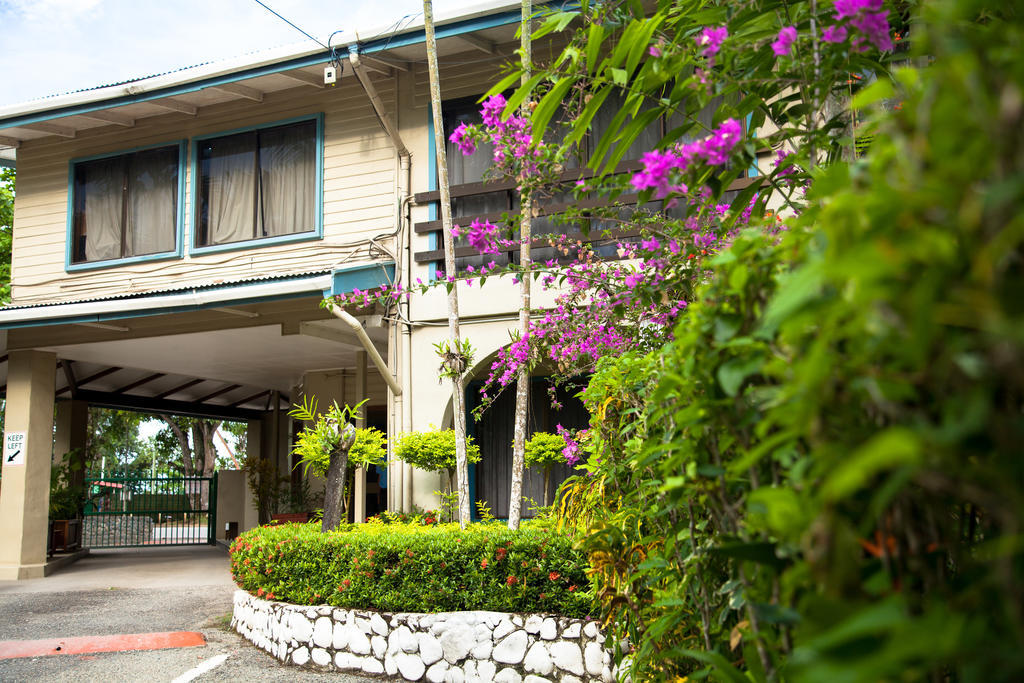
[194,119,316,248]
[70,145,180,264]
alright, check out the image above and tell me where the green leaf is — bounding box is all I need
[483,70,525,100]
[531,77,575,144]
[531,11,579,41]
[717,356,763,397]
[822,428,922,501]
[586,23,605,75]
[672,649,748,683]
[503,73,546,119]
[852,78,895,110]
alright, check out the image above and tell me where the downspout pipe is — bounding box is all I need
[327,303,402,397]
[350,44,415,510]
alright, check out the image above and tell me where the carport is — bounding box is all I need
[0,265,395,579]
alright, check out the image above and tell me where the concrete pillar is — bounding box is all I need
[353,351,367,522]
[0,350,57,579]
[243,419,261,530]
[53,399,88,493]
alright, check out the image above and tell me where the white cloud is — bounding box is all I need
[3,0,104,24]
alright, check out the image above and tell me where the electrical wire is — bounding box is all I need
[249,0,331,51]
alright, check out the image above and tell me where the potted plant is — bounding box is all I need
[48,455,84,554]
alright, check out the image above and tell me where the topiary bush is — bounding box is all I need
[229,520,593,617]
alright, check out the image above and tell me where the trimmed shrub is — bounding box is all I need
[229,520,593,617]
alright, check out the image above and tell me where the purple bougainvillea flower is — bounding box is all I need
[697,26,728,58]
[772,26,798,56]
[822,25,849,43]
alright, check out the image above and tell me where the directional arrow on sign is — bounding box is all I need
[7,449,20,463]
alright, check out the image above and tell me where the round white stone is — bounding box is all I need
[524,676,553,683]
[525,642,555,676]
[397,625,418,653]
[385,653,399,676]
[335,651,354,669]
[584,642,605,676]
[311,647,330,666]
[495,668,523,683]
[493,630,529,665]
[371,635,387,658]
[397,652,426,681]
[551,642,585,676]
[477,660,497,681]
[332,621,349,650]
[370,612,389,635]
[493,619,516,641]
[419,632,444,665]
[349,628,372,655]
[471,639,492,660]
[524,615,544,634]
[561,676,583,683]
[290,613,314,643]
[362,657,385,674]
[440,625,475,663]
[562,623,582,639]
[427,660,450,683]
[540,618,558,640]
[292,647,310,665]
[583,622,600,639]
[312,617,333,648]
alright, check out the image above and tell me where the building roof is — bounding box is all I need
[0,0,548,149]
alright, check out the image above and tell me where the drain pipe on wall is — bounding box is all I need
[349,45,415,511]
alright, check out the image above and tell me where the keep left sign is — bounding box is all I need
[4,432,26,466]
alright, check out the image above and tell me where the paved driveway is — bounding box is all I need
[0,547,373,682]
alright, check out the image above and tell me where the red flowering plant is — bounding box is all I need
[229,517,593,616]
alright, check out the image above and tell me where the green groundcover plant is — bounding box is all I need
[229,520,594,617]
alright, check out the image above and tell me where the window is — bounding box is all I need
[70,144,182,265]
[194,118,318,249]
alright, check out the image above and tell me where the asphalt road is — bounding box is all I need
[0,547,375,682]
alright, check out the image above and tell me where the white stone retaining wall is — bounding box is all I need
[232,590,616,682]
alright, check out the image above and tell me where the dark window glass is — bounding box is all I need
[71,145,178,263]
[195,119,316,247]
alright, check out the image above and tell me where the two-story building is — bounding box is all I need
[0,0,606,579]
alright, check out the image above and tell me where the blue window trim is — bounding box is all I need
[187,113,324,257]
[65,140,187,273]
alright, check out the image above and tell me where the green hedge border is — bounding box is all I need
[229,521,594,617]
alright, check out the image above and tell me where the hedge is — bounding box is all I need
[229,520,594,617]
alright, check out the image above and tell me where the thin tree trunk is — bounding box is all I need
[323,424,357,532]
[543,467,551,508]
[508,0,533,531]
[424,0,471,529]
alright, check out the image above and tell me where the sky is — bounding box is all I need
[0,0,483,108]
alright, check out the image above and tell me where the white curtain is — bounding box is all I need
[205,133,256,245]
[126,147,176,256]
[80,158,123,262]
[259,122,315,237]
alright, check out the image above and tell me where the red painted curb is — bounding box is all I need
[0,631,206,659]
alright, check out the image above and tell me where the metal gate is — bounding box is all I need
[82,474,218,548]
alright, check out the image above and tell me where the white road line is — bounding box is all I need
[170,653,230,683]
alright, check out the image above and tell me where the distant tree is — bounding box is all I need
[0,167,13,304]
[154,415,222,509]
[86,408,146,474]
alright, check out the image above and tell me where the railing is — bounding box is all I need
[413,165,761,268]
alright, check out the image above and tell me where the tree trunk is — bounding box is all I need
[508,0,533,531]
[543,466,551,508]
[322,423,357,532]
[424,0,471,529]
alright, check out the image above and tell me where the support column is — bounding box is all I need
[353,351,368,523]
[53,399,88,491]
[0,350,57,579]
[242,419,261,531]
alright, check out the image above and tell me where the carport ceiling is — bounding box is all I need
[0,321,387,419]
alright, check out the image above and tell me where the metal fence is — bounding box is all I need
[82,474,217,548]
